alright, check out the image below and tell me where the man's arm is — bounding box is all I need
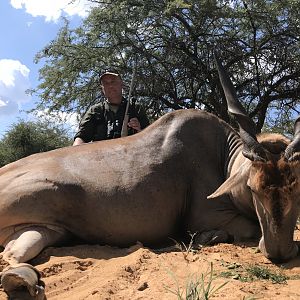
[73,106,98,146]
[136,105,150,129]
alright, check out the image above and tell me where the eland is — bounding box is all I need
[0,58,299,299]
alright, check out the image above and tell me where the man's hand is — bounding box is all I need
[73,137,85,146]
[128,117,142,132]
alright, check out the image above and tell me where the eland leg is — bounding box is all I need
[195,230,231,246]
[1,225,69,300]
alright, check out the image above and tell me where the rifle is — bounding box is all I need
[120,65,137,137]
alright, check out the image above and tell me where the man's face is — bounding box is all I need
[101,75,123,104]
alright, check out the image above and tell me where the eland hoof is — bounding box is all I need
[1,264,45,300]
[196,230,231,246]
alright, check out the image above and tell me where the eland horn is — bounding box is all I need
[215,54,267,162]
[284,116,300,161]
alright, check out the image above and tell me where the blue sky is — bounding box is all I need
[0,0,96,138]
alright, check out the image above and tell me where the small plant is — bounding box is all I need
[219,262,248,282]
[246,265,288,284]
[170,231,198,261]
[165,263,228,300]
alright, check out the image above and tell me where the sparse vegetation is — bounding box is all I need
[246,265,288,284]
[170,232,199,261]
[165,263,228,300]
[220,262,288,284]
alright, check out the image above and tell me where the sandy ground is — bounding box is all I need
[0,230,300,300]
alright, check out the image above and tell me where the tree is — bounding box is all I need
[0,120,72,167]
[31,0,300,133]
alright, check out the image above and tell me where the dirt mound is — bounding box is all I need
[0,231,300,299]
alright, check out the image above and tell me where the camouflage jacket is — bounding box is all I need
[74,98,149,142]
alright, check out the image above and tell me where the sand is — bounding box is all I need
[0,230,300,299]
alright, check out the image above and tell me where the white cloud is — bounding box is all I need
[0,59,31,116]
[0,59,29,87]
[10,0,97,22]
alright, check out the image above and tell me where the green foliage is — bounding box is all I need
[166,0,192,14]
[246,265,288,284]
[0,120,72,167]
[220,261,288,284]
[30,0,300,132]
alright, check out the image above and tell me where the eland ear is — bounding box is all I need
[207,172,241,199]
[208,161,251,199]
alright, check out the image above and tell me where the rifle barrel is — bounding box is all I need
[121,66,137,137]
